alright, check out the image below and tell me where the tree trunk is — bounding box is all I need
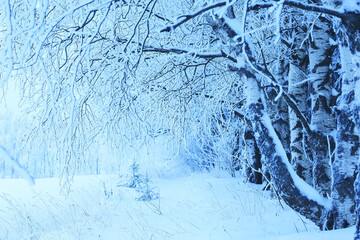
[239,63,331,227]
[288,17,312,185]
[308,15,336,197]
[266,59,290,160]
[332,14,360,230]
[243,125,262,184]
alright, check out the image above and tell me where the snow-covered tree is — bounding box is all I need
[2,0,360,236]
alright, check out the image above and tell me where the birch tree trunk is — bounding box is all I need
[333,17,360,230]
[333,45,359,229]
[313,0,360,230]
[288,19,312,185]
[243,125,262,184]
[308,15,336,197]
[266,59,290,160]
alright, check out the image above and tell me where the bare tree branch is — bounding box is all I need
[250,0,360,27]
[143,46,237,62]
[160,1,227,32]
[124,0,155,53]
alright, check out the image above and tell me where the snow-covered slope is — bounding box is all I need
[0,174,354,240]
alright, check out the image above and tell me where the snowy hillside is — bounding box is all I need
[0,174,353,240]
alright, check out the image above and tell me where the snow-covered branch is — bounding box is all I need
[250,0,360,28]
[160,1,227,32]
[143,46,237,62]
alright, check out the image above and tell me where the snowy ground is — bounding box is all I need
[0,174,354,240]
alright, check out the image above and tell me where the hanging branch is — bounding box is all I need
[123,0,155,53]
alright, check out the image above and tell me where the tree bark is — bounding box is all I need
[266,59,291,160]
[288,16,313,185]
[243,125,262,184]
[308,15,336,197]
[333,13,360,230]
